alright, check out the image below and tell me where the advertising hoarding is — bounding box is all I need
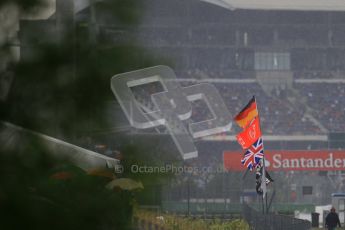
[223,150,345,171]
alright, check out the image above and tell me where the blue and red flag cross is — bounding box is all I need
[241,137,264,170]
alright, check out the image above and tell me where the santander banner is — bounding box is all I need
[223,150,345,171]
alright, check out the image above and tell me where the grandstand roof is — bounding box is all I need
[75,0,345,15]
[27,0,345,20]
[201,0,345,11]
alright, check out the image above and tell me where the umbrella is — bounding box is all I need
[49,164,86,180]
[106,178,144,191]
[87,168,115,179]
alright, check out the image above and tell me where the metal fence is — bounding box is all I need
[242,203,311,230]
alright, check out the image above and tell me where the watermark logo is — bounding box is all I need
[111,66,232,160]
[130,163,225,174]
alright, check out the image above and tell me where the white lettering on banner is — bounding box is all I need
[249,125,256,139]
[272,153,345,169]
[306,159,313,167]
[314,159,323,168]
[335,159,342,168]
[291,158,300,168]
[273,154,281,168]
[325,154,333,168]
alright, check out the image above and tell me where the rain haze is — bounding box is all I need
[1,0,345,229]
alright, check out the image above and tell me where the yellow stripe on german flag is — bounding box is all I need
[234,96,258,128]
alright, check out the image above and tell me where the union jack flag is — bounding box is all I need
[241,137,264,171]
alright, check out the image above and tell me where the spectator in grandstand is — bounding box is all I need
[325,207,341,230]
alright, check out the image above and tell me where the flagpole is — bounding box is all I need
[265,191,268,214]
[262,195,264,214]
[234,96,272,214]
[254,96,268,214]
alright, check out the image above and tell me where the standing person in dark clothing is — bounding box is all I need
[325,207,341,230]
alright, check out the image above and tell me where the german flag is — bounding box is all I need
[234,96,258,128]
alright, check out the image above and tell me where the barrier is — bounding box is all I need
[242,203,311,230]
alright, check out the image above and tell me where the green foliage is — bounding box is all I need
[135,210,250,230]
[1,0,148,138]
[0,0,172,229]
[0,145,134,230]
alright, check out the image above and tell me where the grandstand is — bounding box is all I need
[16,0,345,224]
[112,0,345,137]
